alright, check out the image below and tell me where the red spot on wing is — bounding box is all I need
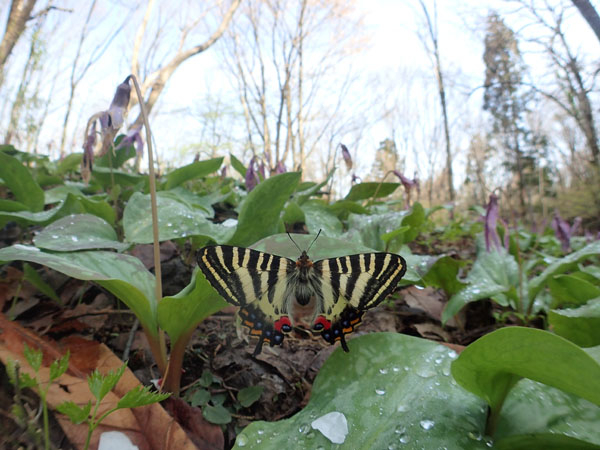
[314,315,331,330]
[274,316,292,332]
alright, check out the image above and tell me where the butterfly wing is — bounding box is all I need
[312,252,407,351]
[197,245,296,355]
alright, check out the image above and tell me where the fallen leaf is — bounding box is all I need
[163,397,224,450]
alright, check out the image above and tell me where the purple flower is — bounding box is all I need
[115,126,143,155]
[551,211,581,252]
[484,194,502,252]
[245,157,260,191]
[393,170,419,207]
[273,160,287,174]
[107,76,132,129]
[340,144,352,170]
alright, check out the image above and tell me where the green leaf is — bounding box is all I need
[282,201,305,226]
[344,182,400,201]
[0,199,28,212]
[442,248,520,324]
[95,137,136,168]
[44,185,85,204]
[56,153,83,175]
[88,364,127,401]
[117,385,170,408]
[230,153,247,177]
[451,327,600,416]
[158,269,228,347]
[301,200,343,237]
[400,202,425,243]
[234,333,488,449]
[237,385,264,408]
[165,157,224,189]
[422,255,468,297]
[228,172,301,247]
[23,263,61,303]
[23,344,42,372]
[329,200,370,216]
[549,298,600,347]
[203,404,232,425]
[34,214,128,252]
[5,359,36,388]
[0,192,114,226]
[199,369,215,388]
[0,246,158,336]
[92,166,145,187]
[188,389,210,407]
[548,275,600,308]
[56,401,92,425]
[49,351,70,382]
[0,151,44,211]
[123,192,233,244]
[529,241,600,301]
[493,369,600,447]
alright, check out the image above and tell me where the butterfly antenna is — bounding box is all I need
[307,229,322,253]
[287,232,303,253]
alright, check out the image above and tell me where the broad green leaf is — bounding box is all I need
[294,170,333,205]
[0,193,115,226]
[400,202,425,243]
[123,191,233,244]
[158,269,228,346]
[380,226,410,248]
[343,210,409,251]
[344,182,400,201]
[251,233,375,260]
[34,214,128,252]
[56,401,92,424]
[494,377,600,448]
[548,274,600,308]
[117,385,170,408]
[451,327,600,417]
[329,200,370,216]
[282,201,306,226]
[549,298,600,347]
[44,185,85,204]
[529,241,600,301]
[95,138,136,168]
[442,248,520,325]
[422,255,468,297]
[234,333,488,449]
[203,404,232,425]
[301,200,343,237]
[23,263,61,303]
[0,246,158,336]
[230,153,247,177]
[237,386,264,408]
[0,151,44,211]
[165,157,223,189]
[0,199,28,212]
[92,166,145,187]
[228,172,301,247]
[56,153,83,175]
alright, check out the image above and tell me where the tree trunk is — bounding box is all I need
[572,0,600,44]
[0,0,38,84]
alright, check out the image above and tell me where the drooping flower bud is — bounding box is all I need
[484,194,502,252]
[340,144,352,170]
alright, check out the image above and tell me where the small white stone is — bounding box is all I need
[98,431,139,450]
[311,411,348,444]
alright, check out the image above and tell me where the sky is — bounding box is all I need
[1,0,599,186]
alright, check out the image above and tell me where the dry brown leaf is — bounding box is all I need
[0,314,199,450]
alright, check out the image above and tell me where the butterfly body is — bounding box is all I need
[197,244,406,356]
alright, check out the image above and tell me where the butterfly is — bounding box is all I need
[197,239,406,356]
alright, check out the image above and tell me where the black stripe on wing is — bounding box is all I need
[197,245,291,307]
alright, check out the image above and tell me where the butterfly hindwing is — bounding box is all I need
[197,245,295,355]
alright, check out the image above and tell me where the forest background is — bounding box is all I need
[1,0,599,229]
